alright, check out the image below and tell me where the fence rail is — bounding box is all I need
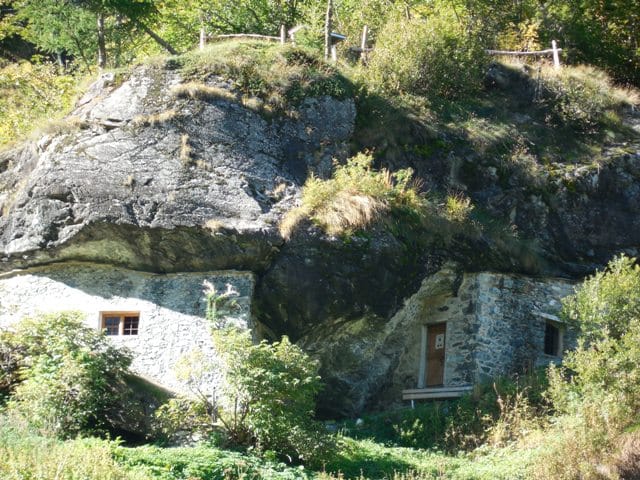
[201,26,563,69]
[487,40,562,68]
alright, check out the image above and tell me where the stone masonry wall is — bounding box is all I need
[0,263,254,394]
[391,268,576,402]
[473,273,575,382]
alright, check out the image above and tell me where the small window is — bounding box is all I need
[544,321,562,356]
[101,312,140,336]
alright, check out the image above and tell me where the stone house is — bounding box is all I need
[395,271,577,402]
[0,263,253,395]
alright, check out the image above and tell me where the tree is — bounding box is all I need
[5,0,177,69]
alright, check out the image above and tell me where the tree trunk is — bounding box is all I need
[324,0,333,60]
[97,13,107,69]
[135,20,178,55]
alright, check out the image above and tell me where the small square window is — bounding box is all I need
[103,316,120,336]
[101,312,140,336]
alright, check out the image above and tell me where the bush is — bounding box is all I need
[156,283,331,465]
[536,255,640,478]
[280,152,426,238]
[538,65,637,132]
[3,312,132,438]
[365,11,488,99]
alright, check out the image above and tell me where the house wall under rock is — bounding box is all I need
[393,270,576,394]
[0,263,254,394]
[309,264,577,416]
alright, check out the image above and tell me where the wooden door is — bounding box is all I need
[426,323,446,386]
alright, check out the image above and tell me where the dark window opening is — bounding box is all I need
[123,316,139,335]
[103,316,120,336]
[101,312,140,336]
[544,322,561,356]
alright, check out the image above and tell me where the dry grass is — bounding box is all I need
[317,191,387,236]
[179,134,193,165]
[33,115,88,137]
[204,219,225,233]
[279,207,306,240]
[612,430,640,479]
[171,82,237,102]
[132,109,178,127]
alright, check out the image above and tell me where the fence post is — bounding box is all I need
[280,25,286,45]
[552,40,560,69]
[360,25,369,62]
[199,26,206,50]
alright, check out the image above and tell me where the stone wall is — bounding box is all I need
[0,262,254,394]
[311,265,578,415]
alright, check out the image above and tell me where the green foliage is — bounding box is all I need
[281,152,427,238]
[175,41,352,114]
[3,311,132,438]
[538,65,636,132]
[0,61,80,147]
[0,419,148,480]
[561,254,640,341]
[365,10,488,99]
[157,287,330,465]
[342,372,547,452]
[218,330,329,464]
[538,255,640,478]
[543,0,640,85]
[117,443,309,479]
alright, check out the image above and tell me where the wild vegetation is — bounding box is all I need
[0,0,640,478]
[0,255,639,478]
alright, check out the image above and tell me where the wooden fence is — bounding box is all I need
[200,25,562,68]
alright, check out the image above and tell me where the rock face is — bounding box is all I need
[0,60,639,418]
[0,66,355,272]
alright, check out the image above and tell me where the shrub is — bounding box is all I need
[538,65,637,132]
[155,283,332,465]
[365,11,488,99]
[0,61,81,147]
[536,255,640,478]
[3,312,132,438]
[280,152,426,238]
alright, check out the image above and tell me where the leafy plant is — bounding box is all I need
[280,152,427,238]
[3,311,132,438]
[156,283,331,465]
[537,255,640,478]
[365,10,488,99]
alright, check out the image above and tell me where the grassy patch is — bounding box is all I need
[280,153,427,239]
[166,41,354,114]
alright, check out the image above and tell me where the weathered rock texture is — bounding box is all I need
[0,262,253,394]
[0,61,637,418]
[0,67,355,272]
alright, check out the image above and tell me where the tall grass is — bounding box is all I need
[280,152,426,239]
[0,419,148,480]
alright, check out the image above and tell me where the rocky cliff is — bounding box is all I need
[1,53,639,416]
